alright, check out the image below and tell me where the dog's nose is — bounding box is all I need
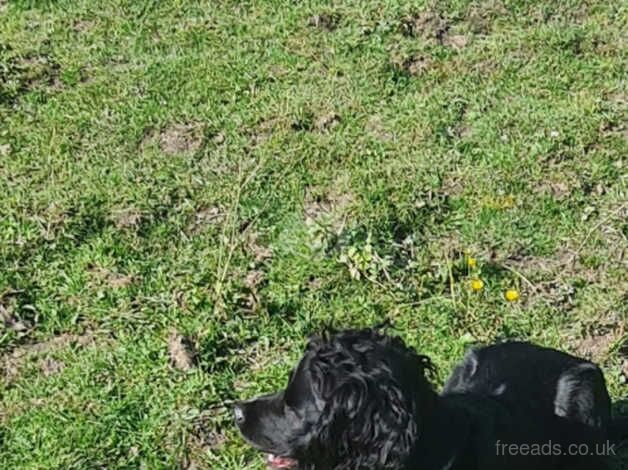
[233,404,245,425]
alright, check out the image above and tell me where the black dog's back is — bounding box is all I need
[443,342,613,469]
[443,342,611,429]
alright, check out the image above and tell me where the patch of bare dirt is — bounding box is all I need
[0,143,11,156]
[304,185,354,233]
[246,231,273,263]
[108,274,137,288]
[586,181,608,198]
[168,331,197,371]
[391,54,434,76]
[0,289,36,337]
[158,123,204,155]
[465,1,507,34]
[73,19,96,32]
[455,244,618,310]
[181,460,199,470]
[458,124,473,139]
[20,55,61,89]
[400,11,468,49]
[40,357,65,377]
[315,112,341,132]
[187,206,223,234]
[565,311,624,361]
[534,281,577,310]
[496,249,600,308]
[111,208,142,229]
[443,34,469,49]
[211,132,225,145]
[1,51,62,102]
[251,117,287,146]
[425,232,464,266]
[401,11,449,42]
[499,247,601,283]
[574,324,624,362]
[365,115,393,141]
[244,270,264,290]
[1,331,95,383]
[540,180,573,200]
[308,13,340,31]
[241,268,266,312]
[25,332,95,355]
[308,277,323,290]
[1,303,31,333]
[608,91,626,107]
[236,232,272,312]
[183,412,228,467]
[207,430,227,450]
[440,173,467,197]
[534,168,587,201]
[87,266,139,289]
[240,294,259,315]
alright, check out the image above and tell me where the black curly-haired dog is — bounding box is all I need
[234,328,627,469]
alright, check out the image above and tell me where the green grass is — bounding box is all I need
[1,0,626,468]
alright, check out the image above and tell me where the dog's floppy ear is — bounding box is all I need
[312,359,417,469]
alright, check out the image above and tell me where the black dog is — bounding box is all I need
[235,328,627,469]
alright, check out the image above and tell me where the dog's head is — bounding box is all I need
[234,328,435,469]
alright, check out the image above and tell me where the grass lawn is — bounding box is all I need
[1,0,626,468]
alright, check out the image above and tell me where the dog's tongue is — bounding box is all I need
[267,454,297,469]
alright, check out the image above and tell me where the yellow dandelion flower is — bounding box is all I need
[467,256,477,269]
[505,289,520,302]
[470,279,484,291]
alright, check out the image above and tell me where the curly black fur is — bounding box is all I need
[301,329,434,469]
